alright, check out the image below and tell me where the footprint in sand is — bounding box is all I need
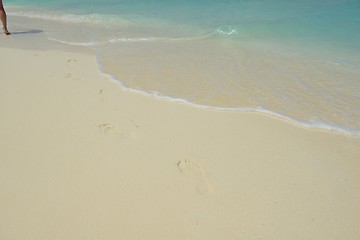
[98,123,117,134]
[177,159,211,195]
[99,89,113,101]
[98,123,133,139]
[64,72,80,80]
[66,58,77,63]
[130,119,140,129]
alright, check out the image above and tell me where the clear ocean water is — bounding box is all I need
[6,0,360,135]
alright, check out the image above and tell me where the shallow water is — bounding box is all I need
[6,0,360,134]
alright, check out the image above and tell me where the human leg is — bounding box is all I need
[0,0,10,35]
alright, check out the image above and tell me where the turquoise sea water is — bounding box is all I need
[5,0,360,134]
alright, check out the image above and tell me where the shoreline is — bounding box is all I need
[99,59,360,137]
[3,14,360,136]
[1,45,360,239]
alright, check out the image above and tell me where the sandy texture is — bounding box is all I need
[1,47,360,240]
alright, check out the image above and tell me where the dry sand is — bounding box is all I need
[1,47,360,239]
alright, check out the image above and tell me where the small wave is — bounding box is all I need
[107,34,215,43]
[48,38,99,47]
[95,56,360,136]
[108,37,166,43]
[48,35,214,47]
[49,36,183,47]
[216,25,239,36]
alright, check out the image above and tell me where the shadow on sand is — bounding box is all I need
[12,29,43,35]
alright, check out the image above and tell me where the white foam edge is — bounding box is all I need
[48,38,99,47]
[107,32,216,43]
[47,33,215,48]
[95,56,360,137]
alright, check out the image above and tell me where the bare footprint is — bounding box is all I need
[66,58,77,63]
[98,123,133,139]
[99,89,113,101]
[64,73,80,80]
[98,123,117,134]
[130,119,140,129]
[177,159,211,195]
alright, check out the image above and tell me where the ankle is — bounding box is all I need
[3,28,10,35]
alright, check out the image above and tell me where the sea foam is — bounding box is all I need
[7,0,360,135]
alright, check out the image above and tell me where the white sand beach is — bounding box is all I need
[1,46,360,239]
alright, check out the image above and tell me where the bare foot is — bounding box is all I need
[3,29,11,35]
